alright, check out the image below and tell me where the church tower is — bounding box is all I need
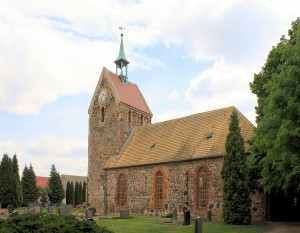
[87,33,152,213]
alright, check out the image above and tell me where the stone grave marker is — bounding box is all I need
[59,207,68,216]
[195,216,202,233]
[34,206,41,213]
[183,210,191,226]
[48,206,54,213]
[83,202,87,208]
[120,209,130,219]
[66,205,72,214]
[87,207,96,216]
[86,209,93,219]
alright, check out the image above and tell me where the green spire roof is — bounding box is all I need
[114,33,129,64]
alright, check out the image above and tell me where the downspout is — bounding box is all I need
[104,169,108,214]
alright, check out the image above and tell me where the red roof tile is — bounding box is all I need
[36,176,49,188]
[107,69,152,115]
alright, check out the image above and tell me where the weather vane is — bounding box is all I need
[119,27,125,37]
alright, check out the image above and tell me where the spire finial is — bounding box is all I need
[115,27,129,84]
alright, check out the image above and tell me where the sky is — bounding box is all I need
[0,0,299,177]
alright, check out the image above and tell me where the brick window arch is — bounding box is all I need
[117,174,127,207]
[155,171,163,208]
[197,166,209,208]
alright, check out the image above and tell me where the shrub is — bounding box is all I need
[0,213,114,233]
[165,211,173,218]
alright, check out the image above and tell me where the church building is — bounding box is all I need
[87,33,266,221]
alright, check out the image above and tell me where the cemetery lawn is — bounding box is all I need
[96,216,272,233]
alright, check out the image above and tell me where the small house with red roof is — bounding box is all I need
[36,176,49,188]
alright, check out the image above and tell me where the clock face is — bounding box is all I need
[99,91,106,102]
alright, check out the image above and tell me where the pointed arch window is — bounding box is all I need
[128,110,131,123]
[141,115,144,125]
[101,107,105,122]
[197,166,209,208]
[155,171,163,208]
[117,174,126,207]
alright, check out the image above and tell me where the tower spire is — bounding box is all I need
[114,27,129,84]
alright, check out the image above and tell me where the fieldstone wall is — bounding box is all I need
[105,157,266,221]
[87,71,151,214]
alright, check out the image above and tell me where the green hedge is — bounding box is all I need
[0,213,113,233]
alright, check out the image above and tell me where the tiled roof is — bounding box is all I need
[105,107,254,169]
[36,176,49,188]
[107,69,152,115]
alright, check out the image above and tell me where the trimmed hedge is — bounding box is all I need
[0,213,114,233]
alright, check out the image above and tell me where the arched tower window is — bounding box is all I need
[101,107,105,122]
[155,171,163,208]
[141,115,144,125]
[197,166,209,208]
[128,110,131,123]
[117,174,126,207]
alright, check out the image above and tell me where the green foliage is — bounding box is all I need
[48,164,65,204]
[12,155,23,207]
[38,187,48,208]
[66,181,70,205]
[0,154,20,208]
[70,182,75,206]
[83,181,86,202]
[249,18,300,194]
[21,164,38,206]
[0,213,113,233]
[75,181,83,205]
[221,110,251,225]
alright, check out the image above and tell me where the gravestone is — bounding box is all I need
[44,202,49,209]
[60,203,66,208]
[120,209,130,219]
[171,208,178,221]
[59,207,68,216]
[86,209,93,219]
[48,206,54,213]
[7,205,14,214]
[28,208,36,214]
[195,216,202,233]
[87,207,96,216]
[183,210,191,226]
[83,202,87,208]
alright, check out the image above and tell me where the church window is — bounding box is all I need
[101,107,105,122]
[128,110,131,123]
[155,171,163,208]
[117,174,126,207]
[141,115,144,125]
[197,166,209,208]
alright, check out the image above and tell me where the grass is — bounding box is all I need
[96,216,272,233]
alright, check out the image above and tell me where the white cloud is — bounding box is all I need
[186,58,257,124]
[152,109,193,123]
[0,140,19,155]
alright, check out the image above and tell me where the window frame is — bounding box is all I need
[117,174,127,207]
[196,166,209,209]
[155,171,163,209]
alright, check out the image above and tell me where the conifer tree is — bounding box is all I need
[221,110,251,225]
[48,164,64,204]
[21,164,38,206]
[66,181,70,205]
[78,182,83,205]
[0,154,18,207]
[12,154,23,207]
[82,181,86,202]
[75,181,79,205]
[70,182,75,206]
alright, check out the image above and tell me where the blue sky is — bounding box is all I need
[0,0,299,176]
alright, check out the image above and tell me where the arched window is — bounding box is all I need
[101,107,105,122]
[117,174,126,206]
[155,171,163,208]
[128,110,131,123]
[197,166,209,208]
[141,115,144,125]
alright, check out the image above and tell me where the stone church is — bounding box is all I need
[87,34,266,221]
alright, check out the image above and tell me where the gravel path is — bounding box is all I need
[266,222,300,233]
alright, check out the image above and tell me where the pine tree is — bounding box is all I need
[75,181,79,205]
[66,181,70,205]
[0,154,18,207]
[48,164,64,204]
[70,182,75,206]
[78,182,83,205]
[221,110,252,225]
[12,154,23,207]
[21,164,38,206]
[82,181,86,202]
